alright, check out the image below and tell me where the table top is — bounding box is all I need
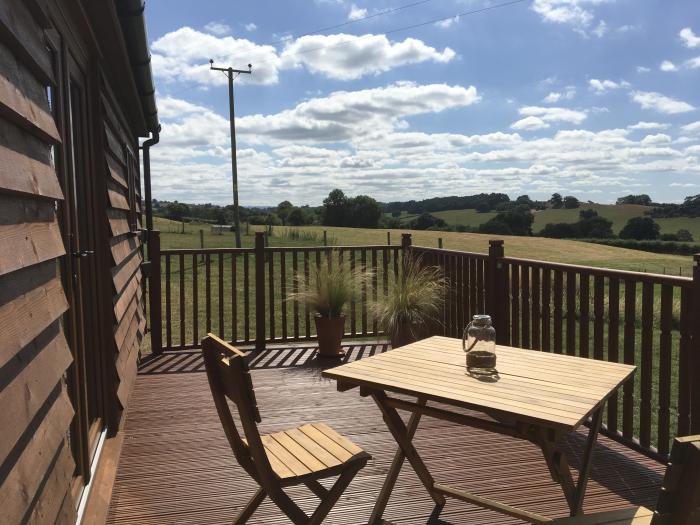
[323,336,636,431]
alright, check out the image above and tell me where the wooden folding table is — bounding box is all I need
[322,336,636,524]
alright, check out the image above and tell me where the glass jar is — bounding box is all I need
[462,314,497,374]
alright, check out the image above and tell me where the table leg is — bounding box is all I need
[571,407,603,516]
[369,398,426,525]
[371,391,446,507]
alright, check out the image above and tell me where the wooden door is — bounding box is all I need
[57,48,106,486]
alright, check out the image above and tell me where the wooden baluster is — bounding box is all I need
[521,264,530,349]
[607,277,620,433]
[305,251,311,338]
[165,254,172,349]
[232,253,237,343]
[372,249,378,335]
[456,254,463,337]
[541,267,550,352]
[179,253,185,349]
[640,282,654,448]
[532,265,541,350]
[658,284,673,457]
[476,259,485,318]
[361,249,368,335]
[469,258,477,323]
[281,251,287,341]
[593,275,604,360]
[243,252,249,342]
[254,232,266,350]
[553,270,563,354]
[218,253,224,338]
[292,251,299,340]
[205,253,211,334]
[350,250,357,336]
[268,249,275,341]
[678,286,691,436]
[622,280,636,439]
[192,253,198,346]
[579,273,590,359]
[566,271,577,356]
[511,263,520,348]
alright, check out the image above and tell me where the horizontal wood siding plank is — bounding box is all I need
[106,156,127,190]
[107,183,130,211]
[0,390,74,524]
[0,195,65,276]
[0,322,70,462]
[114,290,142,352]
[113,271,142,321]
[0,262,67,368]
[115,309,143,378]
[103,125,125,169]
[108,208,131,237]
[0,121,63,199]
[25,438,75,525]
[110,234,139,267]
[116,338,140,408]
[111,249,142,295]
[0,0,53,84]
[0,42,59,143]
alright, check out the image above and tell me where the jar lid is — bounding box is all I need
[472,314,492,324]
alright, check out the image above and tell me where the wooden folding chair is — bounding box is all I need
[550,434,700,524]
[201,334,371,524]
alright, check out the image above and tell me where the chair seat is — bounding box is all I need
[246,422,371,481]
[550,507,653,525]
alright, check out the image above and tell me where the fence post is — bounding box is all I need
[148,230,163,355]
[691,254,700,433]
[401,233,412,271]
[255,232,266,352]
[438,238,443,249]
[488,239,508,345]
[323,230,328,246]
[387,231,391,245]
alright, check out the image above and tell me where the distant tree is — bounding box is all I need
[578,215,614,238]
[515,195,534,207]
[616,194,652,206]
[549,193,563,209]
[347,195,382,228]
[321,189,348,226]
[287,207,312,226]
[411,213,447,230]
[391,210,401,218]
[676,229,694,242]
[212,208,227,225]
[165,201,190,221]
[579,208,598,220]
[479,209,534,236]
[563,196,580,209]
[539,223,576,239]
[619,217,660,240]
[276,200,294,225]
[475,202,492,213]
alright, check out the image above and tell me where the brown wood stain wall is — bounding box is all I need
[0,0,148,521]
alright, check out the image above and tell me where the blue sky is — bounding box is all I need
[145,0,700,206]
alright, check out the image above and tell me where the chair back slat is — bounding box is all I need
[653,435,700,524]
[201,334,273,484]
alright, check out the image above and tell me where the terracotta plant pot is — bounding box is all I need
[314,314,346,358]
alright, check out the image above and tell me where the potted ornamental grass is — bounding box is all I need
[371,256,445,348]
[289,260,370,358]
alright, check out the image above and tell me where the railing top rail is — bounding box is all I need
[263,244,401,252]
[161,247,255,255]
[502,255,692,286]
[410,245,489,260]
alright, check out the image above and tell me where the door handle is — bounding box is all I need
[73,250,94,258]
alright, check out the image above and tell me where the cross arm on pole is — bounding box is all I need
[209,59,252,75]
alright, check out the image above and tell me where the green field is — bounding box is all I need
[420,204,700,240]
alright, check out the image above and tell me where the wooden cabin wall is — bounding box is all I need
[100,87,145,415]
[0,0,77,522]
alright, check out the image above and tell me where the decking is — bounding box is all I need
[107,343,664,524]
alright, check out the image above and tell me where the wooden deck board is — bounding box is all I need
[107,343,664,524]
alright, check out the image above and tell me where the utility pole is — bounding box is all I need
[210,59,252,248]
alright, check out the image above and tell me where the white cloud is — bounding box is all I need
[640,133,672,145]
[682,121,700,134]
[151,28,456,85]
[280,33,455,80]
[636,66,651,73]
[203,21,231,35]
[519,106,588,124]
[592,20,608,38]
[531,0,614,34]
[347,4,367,20]
[631,91,696,114]
[542,86,576,103]
[660,60,677,72]
[436,16,460,29]
[543,92,561,103]
[627,121,670,131]
[245,22,257,32]
[511,116,550,130]
[680,27,700,49]
[685,56,700,69]
[589,78,629,93]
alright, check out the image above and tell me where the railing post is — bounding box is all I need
[255,232,266,352]
[691,253,700,433]
[148,230,163,355]
[488,239,507,345]
[401,233,412,271]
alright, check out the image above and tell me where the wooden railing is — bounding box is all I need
[410,240,700,462]
[147,231,700,462]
